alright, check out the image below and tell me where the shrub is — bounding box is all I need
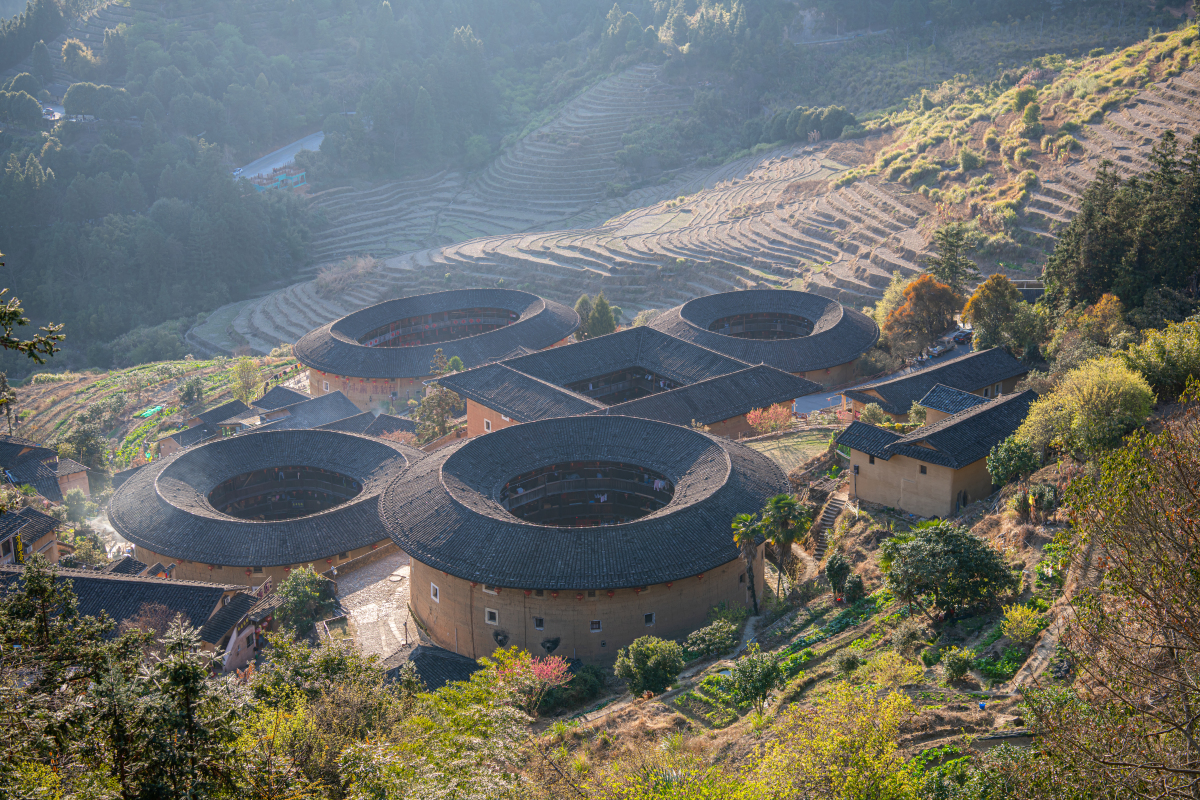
[844,574,865,604]
[959,146,985,171]
[614,636,684,695]
[833,649,863,676]
[987,435,1041,485]
[859,403,888,425]
[943,647,974,681]
[983,127,1000,149]
[746,403,793,435]
[684,619,740,658]
[1002,603,1046,645]
[540,664,606,714]
[276,567,337,635]
[826,552,850,596]
[1120,319,1200,400]
[732,644,782,713]
[891,617,929,660]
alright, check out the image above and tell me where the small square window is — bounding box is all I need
[534,589,544,597]
[644,613,655,626]
[868,455,875,465]
[431,583,440,603]
[322,381,329,392]
[590,620,602,632]
[338,552,349,560]
[214,564,222,570]
[483,584,498,595]
[533,616,545,630]
[600,640,607,648]
[587,590,597,599]
[484,419,492,432]
[485,608,499,625]
[739,573,745,583]
[253,566,263,574]
[983,387,990,398]
[995,383,1003,395]
[920,465,927,474]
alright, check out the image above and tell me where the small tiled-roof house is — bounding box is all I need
[837,390,1037,518]
[916,384,990,423]
[842,348,1029,422]
[0,434,90,500]
[0,506,63,565]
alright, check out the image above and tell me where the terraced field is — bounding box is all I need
[196,48,1200,355]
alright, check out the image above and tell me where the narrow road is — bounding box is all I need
[239,131,325,178]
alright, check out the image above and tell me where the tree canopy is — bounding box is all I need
[885,522,1018,618]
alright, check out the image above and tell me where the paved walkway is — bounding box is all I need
[335,550,418,660]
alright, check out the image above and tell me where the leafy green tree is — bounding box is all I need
[587,292,617,338]
[825,552,850,596]
[885,522,1018,619]
[30,40,53,83]
[446,355,464,372]
[963,274,1023,351]
[731,512,760,614]
[229,356,261,405]
[859,402,888,425]
[907,400,927,424]
[844,573,865,603]
[987,435,1041,485]
[942,646,974,681]
[414,348,464,442]
[613,636,684,696]
[573,294,593,339]
[275,566,337,635]
[63,487,90,524]
[1120,318,1200,400]
[1016,358,1154,459]
[732,644,782,714]
[0,371,16,434]
[61,421,107,470]
[924,222,980,293]
[178,376,204,407]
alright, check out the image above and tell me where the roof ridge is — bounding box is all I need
[0,563,249,590]
[897,389,1036,443]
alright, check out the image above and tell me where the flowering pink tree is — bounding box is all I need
[746,403,794,435]
[485,647,574,716]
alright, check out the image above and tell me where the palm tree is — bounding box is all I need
[731,513,761,615]
[762,494,808,598]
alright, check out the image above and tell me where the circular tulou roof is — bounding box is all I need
[647,289,879,373]
[109,429,423,567]
[379,416,787,590]
[293,288,580,380]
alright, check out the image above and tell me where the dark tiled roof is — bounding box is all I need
[837,391,1037,468]
[647,290,879,373]
[0,435,55,465]
[5,458,64,501]
[252,392,361,432]
[109,429,423,566]
[388,645,481,690]
[843,348,1030,415]
[438,363,603,423]
[254,386,310,410]
[835,422,901,461]
[890,390,1037,468]
[111,465,145,491]
[381,415,787,589]
[167,425,220,449]
[198,592,257,644]
[193,400,250,427]
[316,412,417,437]
[592,366,820,426]
[917,384,991,415]
[505,326,750,388]
[294,289,580,380]
[0,507,60,551]
[363,414,417,438]
[52,457,87,476]
[0,565,244,642]
[100,554,148,575]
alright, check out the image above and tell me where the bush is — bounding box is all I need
[1120,319,1200,400]
[859,403,888,425]
[891,617,929,660]
[614,636,684,696]
[276,567,337,635]
[540,664,606,714]
[833,649,863,676]
[685,619,740,658]
[1002,603,1046,645]
[826,553,850,595]
[959,146,985,171]
[732,644,782,714]
[987,435,1041,485]
[943,647,975,681]
[844,574,865,604]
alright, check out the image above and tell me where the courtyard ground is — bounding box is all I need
[334,550,419,660]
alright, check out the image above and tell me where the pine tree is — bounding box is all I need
[30,40,53,83]
[412,86,441,161]
[588,292,617,338]
[924,222,980,293]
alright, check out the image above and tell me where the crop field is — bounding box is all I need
[745,428,838,475]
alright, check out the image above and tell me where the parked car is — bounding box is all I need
[952,330,974,345]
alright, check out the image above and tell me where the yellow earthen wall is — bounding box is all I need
[847,448,995,518]
[132,540,388,586]
[411,544,765,663]
[465,399,521,438]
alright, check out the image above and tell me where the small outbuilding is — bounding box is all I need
[837,390,1037,518]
